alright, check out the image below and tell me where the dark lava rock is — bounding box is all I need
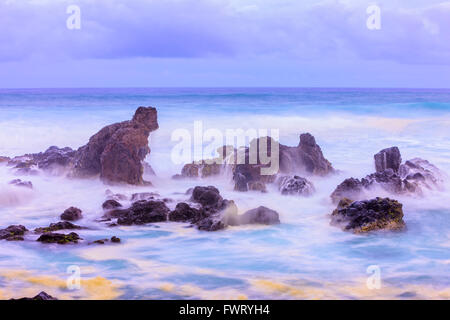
[37,232,81,244]
[60,207,83,221]
[8,179,33,189]
[0,225,28,241]
[239,206,280,225]
[116,200,169,225]
[331,148,444,203]
[102,199,123,210]
[278,175,315,196]
[374,147,402,173]
[169,202,202,222]
[34,221,83,234]
[111,236,121,243]
[72,106,159,185]
[32,146,76,170]
[12,291,58,300]
[330,197,405,233]
[190,186,239,231]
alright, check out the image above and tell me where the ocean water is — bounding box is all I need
[0,88,449,299]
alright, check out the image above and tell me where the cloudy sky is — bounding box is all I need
[0,0,449,88]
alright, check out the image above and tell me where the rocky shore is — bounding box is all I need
[0,105,447,256]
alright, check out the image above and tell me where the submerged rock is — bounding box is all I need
[115,200,169,225]
[278,175,315,196]
[102,199,123,210]
[331,148,445,203]
[190,186,239,231]
[330,197,405,233]
[8,179,33,189]
[72,106,159,185]
[34,221,83,234]
[130,192,160,201]
[238,206,280,225]
[0,225,28,241]
[90,236,121,245]
[37,232,81,244]
[12,291,57,300]
[60,207,83,221]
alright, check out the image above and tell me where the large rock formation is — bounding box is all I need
[330,197,405,233]
[73,107,159,184]
[331,147,444,203]
[233,133,333,192]
[6,107,159,185]
[238,206,280,225]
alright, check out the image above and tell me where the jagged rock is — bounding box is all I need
[8,179,33,189]
[102,199,122,210]
[60,207,83,221]
[0,225,28,241]
[238,206,280,225]
[169,202,202,222]
[330,197,405,233]
[37,232,81,244]
[143,162,156,176]
[190,186,239,231]
[12,291,57,300]
[72,107,159,185]
[278,175,315,196]
[32,146,76,170]
[34,221,83,234]
[374,147,401,173]
[7,156,39,175]
[331,148,445,203]
[116,200,169,225]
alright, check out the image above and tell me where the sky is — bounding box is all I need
[0,0,449,88]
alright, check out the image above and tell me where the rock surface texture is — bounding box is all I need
[331,147,444,202]
[330,197,405,233]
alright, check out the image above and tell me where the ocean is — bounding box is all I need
[0,88,449,299]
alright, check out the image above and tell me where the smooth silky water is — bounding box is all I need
[0,88,449,299]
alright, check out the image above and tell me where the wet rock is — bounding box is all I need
[278,175,315,196]
[34,221,83,234]
[111,236,121,243]
[190,186,239,231]
[72,106,159,185]
[169,202,202,222]
[0,225,28,241]
[374,147,402,173]
[7,156,39,175]
[102,199,123,210]
[12,291,58,300]
[239,206,280,225]
[32,146,76,171]
[116,200,169,225]
[8,179,33,189]
[60,207,83,221]
[37,232,81,244]
[131,192,160,201]
[330,197,405,233]
[143,162,156,176]
[331,148,444,202]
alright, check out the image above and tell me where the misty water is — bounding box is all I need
[0,88,449,299]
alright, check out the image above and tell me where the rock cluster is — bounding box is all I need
[330,197,405,233]
[0,225,28,241]
[331,147,444,203]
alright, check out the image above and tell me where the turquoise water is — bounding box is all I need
[0,88,449,299]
